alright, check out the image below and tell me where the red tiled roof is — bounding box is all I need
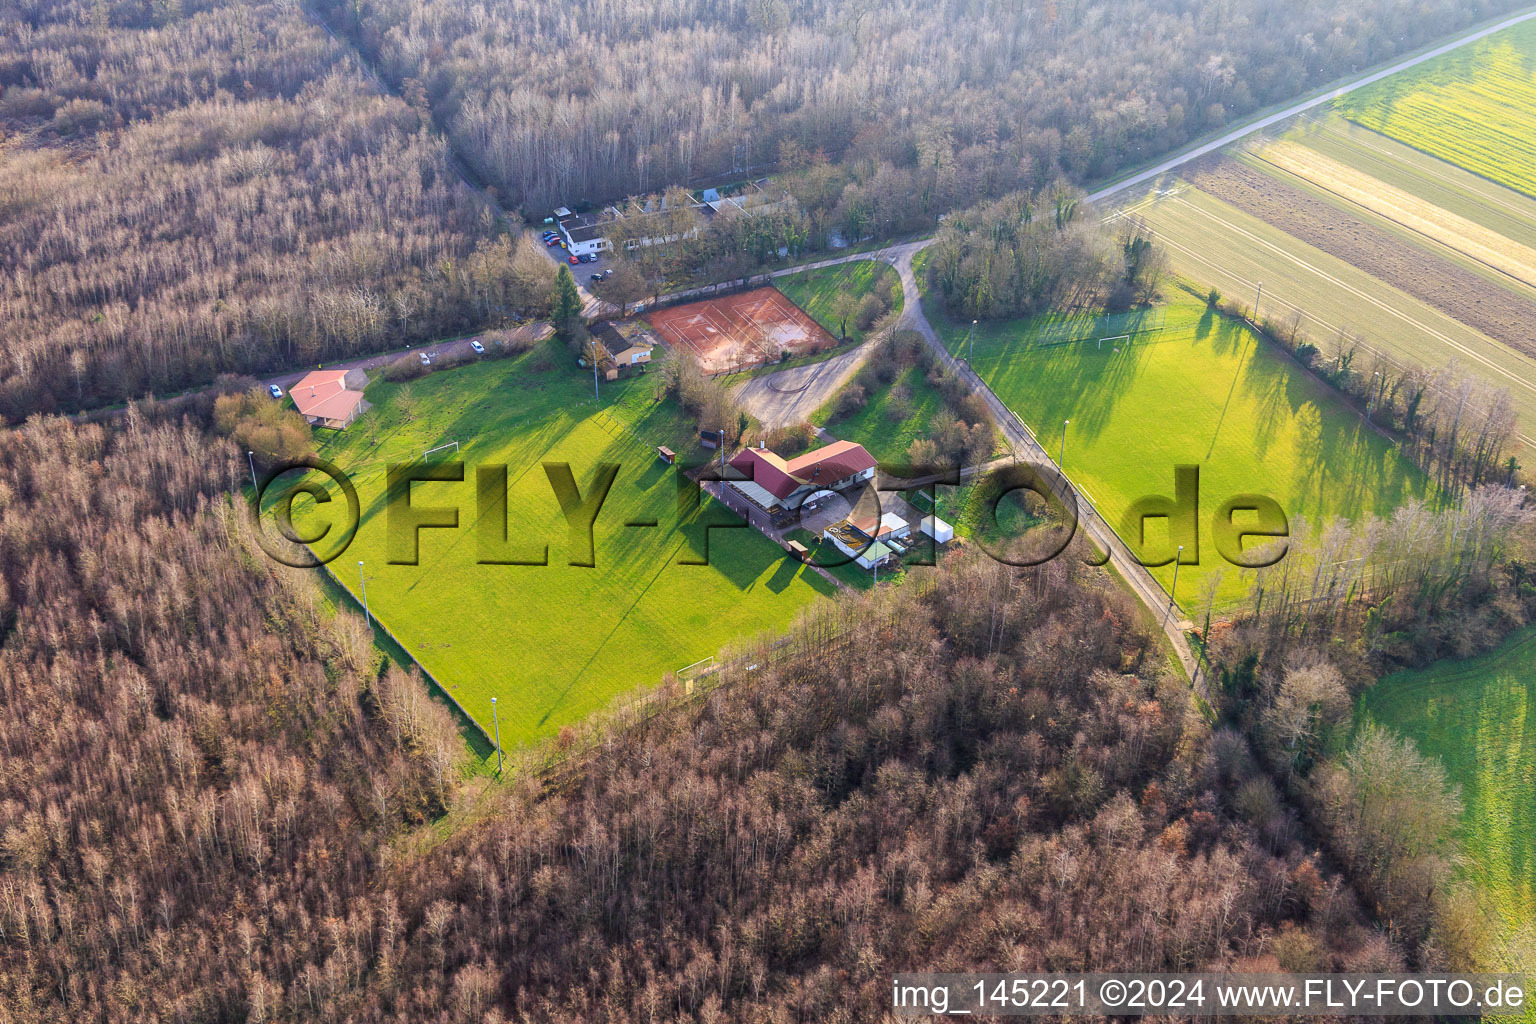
[728,448,798,500]
[291,369,365,422]
[784,440,876,486]
[729,441,875,500]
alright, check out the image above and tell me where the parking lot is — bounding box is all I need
[534,228,616,314]
[537,229,609,274]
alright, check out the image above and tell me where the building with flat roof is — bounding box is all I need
[553,180,797,257]
[822,518,898,571]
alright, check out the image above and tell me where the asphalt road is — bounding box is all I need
[1084,5,1536,204]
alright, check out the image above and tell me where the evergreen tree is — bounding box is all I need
[552,265,583,340]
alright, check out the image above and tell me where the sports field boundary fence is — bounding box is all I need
[317,561,493,747]
[533,601,896,797]
[642,273,776,316]
[928,335,1193,669]
[1030,307,1168,348]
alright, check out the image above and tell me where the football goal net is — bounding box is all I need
[1031,307,1167,349]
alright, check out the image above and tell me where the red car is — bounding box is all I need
[568,255,579,264]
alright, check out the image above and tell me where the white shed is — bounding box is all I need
[920,515,954,544]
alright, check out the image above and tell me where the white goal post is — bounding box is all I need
[423,440,460,461]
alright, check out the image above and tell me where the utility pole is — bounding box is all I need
[1254,281,1262,320]
[1060,419,1070,467]
[247,450,257,492]
[358,560,370,627]
[1165,544,1184,628]
[490,697,503,775]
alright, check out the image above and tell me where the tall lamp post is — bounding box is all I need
[357,560,370,627]
[490,697,503,775]
[967,319,977,363]
[1060,419,1070,467]
[247,450,258,492]
[1165,544,1184,628]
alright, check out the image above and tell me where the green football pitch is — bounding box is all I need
[287,344,840,747]
[933,292,1432,611]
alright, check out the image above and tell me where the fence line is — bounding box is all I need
[933,343,1184,623]
[319,561,493,746]
[535,620,863,796]
[643,273,776,317]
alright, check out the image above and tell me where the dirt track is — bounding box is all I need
[1192,159,1536,361]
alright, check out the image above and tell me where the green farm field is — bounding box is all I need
[289,345,840,747]
[1286,114,1536,253]
[1360,625,1536,970]
[774,259,903,343]
[1336,19,1536,199]
[1129,186,1536,459]
[924,291,1431,611]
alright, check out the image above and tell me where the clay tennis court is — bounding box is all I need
[646,286,838,375]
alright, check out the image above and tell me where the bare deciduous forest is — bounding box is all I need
[4,0,1535,1019]
[0,411,461,1019]
[2,0,1521,418]
[1204,494,1535,965]
[320,0,1521,224]
[0,0,545,420]
[0,410,1408,1021]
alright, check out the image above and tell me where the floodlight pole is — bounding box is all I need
[968,319,977,363]
[490,697,503,775]
[358,560,370,627]
[247,450,257,492]
[1254,281,1262,320]
[1165,544,1184,628]
[592,342,600,400]
[1060,420,1070,467]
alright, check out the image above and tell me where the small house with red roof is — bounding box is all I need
[726,440,877,517]
[291,368,371,429]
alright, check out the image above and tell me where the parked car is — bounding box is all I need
[589,273,603,283]
[601,268,613,279]
[419,352,432,366]
[579,253,596,263]
[469,340,485,354]
[545,237,560,247]
[568,254,579,264]
[268,384,283,399]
